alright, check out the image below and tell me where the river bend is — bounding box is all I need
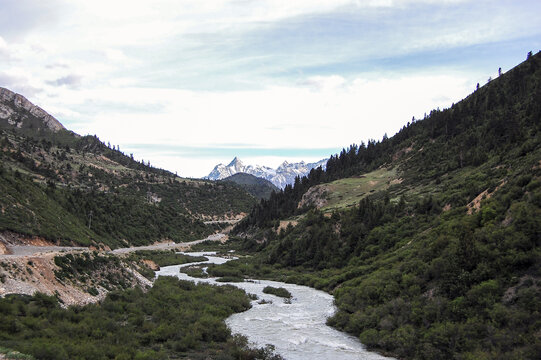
[155,251,394,360]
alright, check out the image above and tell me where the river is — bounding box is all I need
[155,251,394,360]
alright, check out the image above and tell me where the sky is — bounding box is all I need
[1,0,540,178]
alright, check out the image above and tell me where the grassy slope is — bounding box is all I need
[304,167,399,212]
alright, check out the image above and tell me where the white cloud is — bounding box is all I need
[31,71,473,177]
[46,74,82,88]
[2,0,539,177]
[300,75,347,91]
[0,36,8,59]
[53,0,355,49]
[104,49,131,63]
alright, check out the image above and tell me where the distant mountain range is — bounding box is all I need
[206,157,327,189]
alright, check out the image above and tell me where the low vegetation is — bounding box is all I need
[179,265,209,278]
[216,276,245,283]
[262,286,291,299]
[127,250,207,267]
[0,346,34,360]
[0,276,283,360]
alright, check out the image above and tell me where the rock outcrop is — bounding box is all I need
[0,87,65,132]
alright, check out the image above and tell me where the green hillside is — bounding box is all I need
[0,92,256,248]
[226,52,541,359]
[221,173,279,200]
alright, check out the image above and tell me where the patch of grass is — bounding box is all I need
[0,347,35,360]
[127,250,207,267]
[87,287,99,296]
[179,266,209,278]
[262,286,292,299]
[215,276,244,283]
[320,167,398,212]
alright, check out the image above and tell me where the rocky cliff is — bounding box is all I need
[0,87,65,132]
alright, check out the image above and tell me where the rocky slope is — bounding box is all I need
[0,230,221,307]
[0,241,152,307]
[206,157,327,188]
[0,87,65,133]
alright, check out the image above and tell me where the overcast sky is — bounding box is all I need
[1,0,540,177]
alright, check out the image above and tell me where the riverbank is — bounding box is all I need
[156,251,395,360]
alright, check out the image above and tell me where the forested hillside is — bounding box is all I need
[229,52,541,359]
[221,173,279,200]
[0,90,256,248]
[237,51,541,231]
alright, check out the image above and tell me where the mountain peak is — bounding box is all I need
[206,157,327,188]
[0,87,65,132]
[228,157,243,167]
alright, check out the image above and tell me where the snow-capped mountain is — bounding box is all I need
[205,157,327,189]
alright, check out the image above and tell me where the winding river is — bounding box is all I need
[155,251,394,360]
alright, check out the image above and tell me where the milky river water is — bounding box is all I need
[155,252,394,360]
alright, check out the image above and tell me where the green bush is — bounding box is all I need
[0,278,282,359]
[262,286,292,299]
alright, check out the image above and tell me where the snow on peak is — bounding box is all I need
[205,157,327,189]
[228,157,242,166]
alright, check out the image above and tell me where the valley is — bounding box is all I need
[1,52,540,359]
[157,251,394,360]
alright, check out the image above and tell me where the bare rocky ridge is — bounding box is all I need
[298,185,328,209]
[0,242,7,256]
[0,247,151,307]
[0,231,146,306]
[0,87,65,132]
[0,253,111,306]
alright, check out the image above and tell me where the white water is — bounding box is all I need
[156,252,394,360]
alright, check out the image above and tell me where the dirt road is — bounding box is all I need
[0,233,226,259]
[0,245,88,258]
[0,233,227,305]
[110,233,226,254]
